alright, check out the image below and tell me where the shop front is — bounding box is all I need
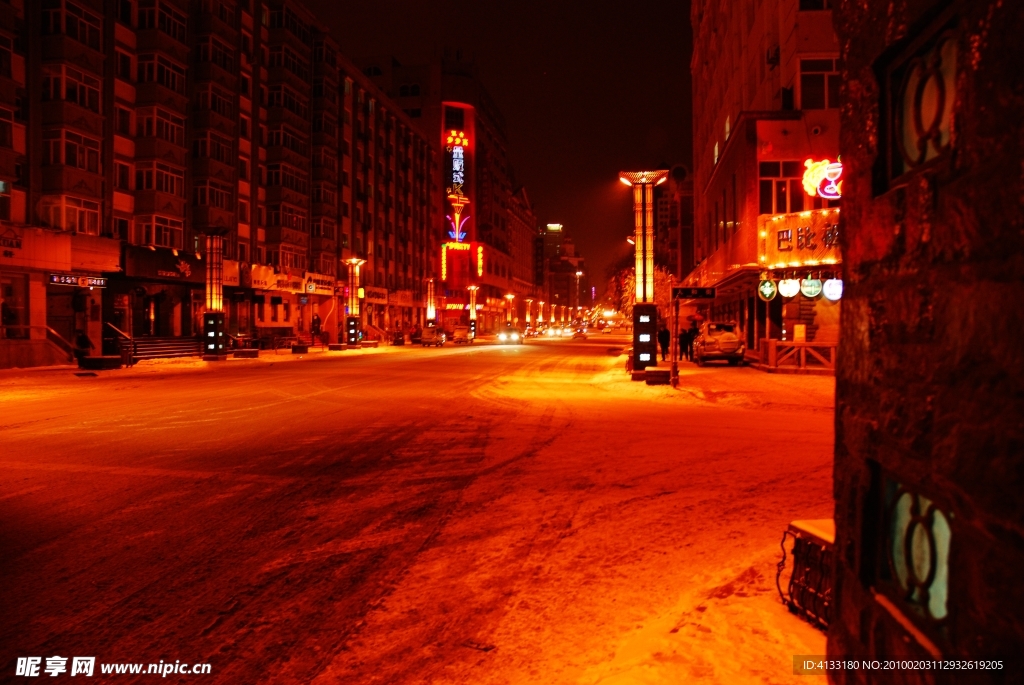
[363,286,389,331]
[1,226,119,367]
[108,246,206,340]
[251,265,304,342]
[302,271,337,342]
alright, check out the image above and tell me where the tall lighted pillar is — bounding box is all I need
[202,235,226,360]
[344,258,365,345]
[525,298,533,326]
[620,170,668,372]
[504,293,515,324]
[426,278,437,323]
[538,301,545,324]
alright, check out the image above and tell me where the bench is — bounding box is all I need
[78,355,122,370]
[233,349,259,359]
[328,343,347,351]
[359,340,379,349]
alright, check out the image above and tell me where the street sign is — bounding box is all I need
[672,287,716,300]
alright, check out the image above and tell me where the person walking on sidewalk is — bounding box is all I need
[657,325,670,361]
[685,321,699,361]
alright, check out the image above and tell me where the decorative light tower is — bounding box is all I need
[538,301,545,325]
[344,257,365,345]
[467,284,479,339]
[202,235,226,360]
[426,277,437,324]
[524,298,533,327]
[619,169,668,373]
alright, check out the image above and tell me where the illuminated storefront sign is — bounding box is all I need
[778,279,801,298]
[445,129,471,242]
[800,278,823,298]
[802,158,843,200]
[757,279,777,301]
[823,278,843,301]
[49,274,107,288]
[759,208,841,270]
[477,245,484,277]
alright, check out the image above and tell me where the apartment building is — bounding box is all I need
[0,0,441,367]
[684,0,842,353]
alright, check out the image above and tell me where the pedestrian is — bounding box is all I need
[73,329,94,364]
[678,328,688,362]
[657,324,670,361]
[311,313,321,343]
[685,321,699,361]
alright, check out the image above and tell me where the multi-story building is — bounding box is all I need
[0,0,440,368]
[683,0,842,354]
[358,51,538,332]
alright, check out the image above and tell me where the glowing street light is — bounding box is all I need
[504,293,515,324]
[343,257,366,345]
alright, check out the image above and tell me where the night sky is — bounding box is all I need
[306,0,694,295]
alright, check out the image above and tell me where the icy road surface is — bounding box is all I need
[0,336,832,683]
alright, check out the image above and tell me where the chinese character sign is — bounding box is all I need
[760,209,842,269]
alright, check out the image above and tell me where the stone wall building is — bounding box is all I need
[829,0,1023,679]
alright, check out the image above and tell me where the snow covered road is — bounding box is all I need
[1,338,833,683]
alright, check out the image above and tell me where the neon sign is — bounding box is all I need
[802,158,843,200]
[441,241,470,281]
[477,245,484,277]
[446,130,471,242]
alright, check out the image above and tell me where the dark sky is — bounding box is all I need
[306,0,694,293]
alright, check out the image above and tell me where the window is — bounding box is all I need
[799,0,832,9]
[116,51,133,81]
[43,129,101,173]
[40,196,101,234]
[269,46,309,81]
[192,132,233,163]
[138,0,187,44]
[312,219,335,240]
[137,54,186,94]
[758,161,813,215]
[713,141,719,165]
[135,162,185,197]
[266,164,309,194]
[115,107,132,135]
[134,215,183,248]
[239,115,250,139]
[118,0,133,26]
[193,180,233,209]
[0,273,29,338]
[312,184,336,205]
[238,199,250,223]
[41,65,101,113]
[238,156,250,181]
[115,162,131,190]
[800,59,840,110]
[42,1,102,50]
[195,84,233,118]
[239,75,250,96]
[267,85,308,118]
[0,109,11,149]
[267,204,308,232]
[313,114,336,137]
[199,36,234,72]
[266,125,307,155]
[0,37,11,79]
[363,66,382,77]
[137,108,185,146]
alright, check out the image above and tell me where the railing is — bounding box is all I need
[104,322,135,366]
[759,339,837,372]
[0,325,76,363]
[776,519,834,630]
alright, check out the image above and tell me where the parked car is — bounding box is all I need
[421,327,446,347]
[497,327,524,344]
[452,325,471,344]
[693,322,745,366]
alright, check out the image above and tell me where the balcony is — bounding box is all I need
[311,236,336,253]
[312,131,337,148]
[135,190,186,216]
[41,166,103,198]
[265,225,309,249]
[267,27,309,56]
[192,62,238,92]
[266,145,308,168]
[267,106,308,132]
[191,109,236,137]
[135,29,189,63]
[191,157,235,184]
[41,100,103,137]
[311,166,338,184]
[267,66,310,95]
[311,202,337,220]
[135,82,188,112]
[265,185,308,208]
[41,34,103,76]
[135,138,186,165]
[192,206,235,235]
[195,13,238,40]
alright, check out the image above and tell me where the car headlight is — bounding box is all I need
[499,333,507,340]
[511,333,519,340]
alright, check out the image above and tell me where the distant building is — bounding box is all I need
[358,50,538,331]
[684,0,842,354]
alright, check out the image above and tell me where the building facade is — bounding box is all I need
[0,0,441,368]
[684,0,843,354]
[830,0,1024,679]
[359,51,540,332]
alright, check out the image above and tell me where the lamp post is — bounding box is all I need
[504,293,515,325]
[538,301,545,324]
[344,257,365,345]
[619,169,668,374]
[575,270,583,312]
[202,234,226,360]
[524,298,533,327]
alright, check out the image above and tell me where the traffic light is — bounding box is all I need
[469,319,477,339]
[203,312,226,359]
[346,316,359,345]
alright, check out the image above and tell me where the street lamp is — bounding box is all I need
[524,298,533,326]
[538,301,545,324]
[620,169,668,373]
[504,293,515,324]
[575,270,583,311]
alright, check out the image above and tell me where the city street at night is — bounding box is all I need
[1,339,834,683]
